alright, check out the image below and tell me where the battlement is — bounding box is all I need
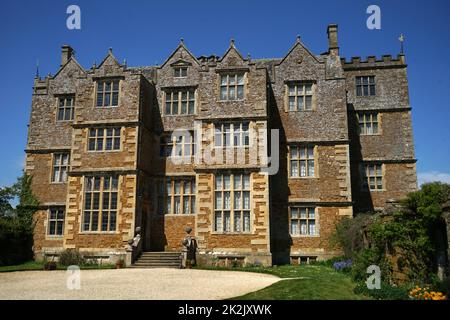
[341,54,406,70]
[32,76,50,95]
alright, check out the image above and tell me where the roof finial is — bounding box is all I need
[398,34,405,54]
[247,53,251,60]
[180,37,184,45]
[35,58,40,78]
[123,59,127,68]
[230,38,235,47]
[108,47,113,54]
[92,60,97,69]
[296,35,301,43]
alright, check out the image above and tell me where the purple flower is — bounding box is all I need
[333,259,352,271]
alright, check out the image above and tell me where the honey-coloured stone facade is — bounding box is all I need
[25,25,417,266]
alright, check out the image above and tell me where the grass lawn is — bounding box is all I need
[0,261,115,272]
[197,264,369,300]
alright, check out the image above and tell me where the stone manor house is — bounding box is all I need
[25,24,417,266]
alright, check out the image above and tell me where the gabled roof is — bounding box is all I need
[53,56,86,79]
[97,48,121,69]
[160,39,200,68]
[218,39,247,62]
[277,36,321,65]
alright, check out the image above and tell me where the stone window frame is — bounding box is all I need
[55,95,75,122]
[51,153,70,184]
[155,176,196,215]
[94,79,121,108]
[159,130,196,158]
[213,172,252,234]
[214,122,250,148]
[163,88,196,116]
[174,66,188,78]
[289,206,319,237]
[355,76,376,97]
[47,207,65,237]
[288,145,317,179]
[81,175,119,233]
[362,162,384,191]
[357,112,381,135]
[87,127,122,152]
[218,73,246,101]
[285,82,317,112]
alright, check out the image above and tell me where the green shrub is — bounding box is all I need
[0,218,33,266]
[332,182,450,285]
[331,214,372,257]
[350,248,392,283]
[59,249,85,266]
[432,277,450,296]
[354,281,411,300]
[0,173,38,266]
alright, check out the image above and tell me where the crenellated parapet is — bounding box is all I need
[341,54,406,70]
[33,76,50,95]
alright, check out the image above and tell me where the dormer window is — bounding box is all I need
[174,67,188,78]
[96,80,119,107]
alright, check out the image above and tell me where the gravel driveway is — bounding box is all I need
[0,268,280,300]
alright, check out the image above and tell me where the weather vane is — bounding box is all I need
[398,34,405,54]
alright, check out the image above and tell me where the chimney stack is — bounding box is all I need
[327,24,339,55]
[61,45,74,66]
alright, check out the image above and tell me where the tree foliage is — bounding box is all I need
[0,186,14,216]
[12,173,39,230]
[0,172,38,266]
[334,182,450,284]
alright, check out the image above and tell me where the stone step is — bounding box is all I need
[131,251,182,269]
[133,262,181,266]
[133,262,181,267]
[138,257,181,261]
[140,254,180,257]
[138,255,180,258]
[129,265,180,269]
[137,258,181,263]
[139,254,181,258]
[140,252,180,255]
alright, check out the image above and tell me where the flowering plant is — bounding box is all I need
[409,286,447,300]
[332,259,352,271]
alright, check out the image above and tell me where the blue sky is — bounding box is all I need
[0,0,449,187]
